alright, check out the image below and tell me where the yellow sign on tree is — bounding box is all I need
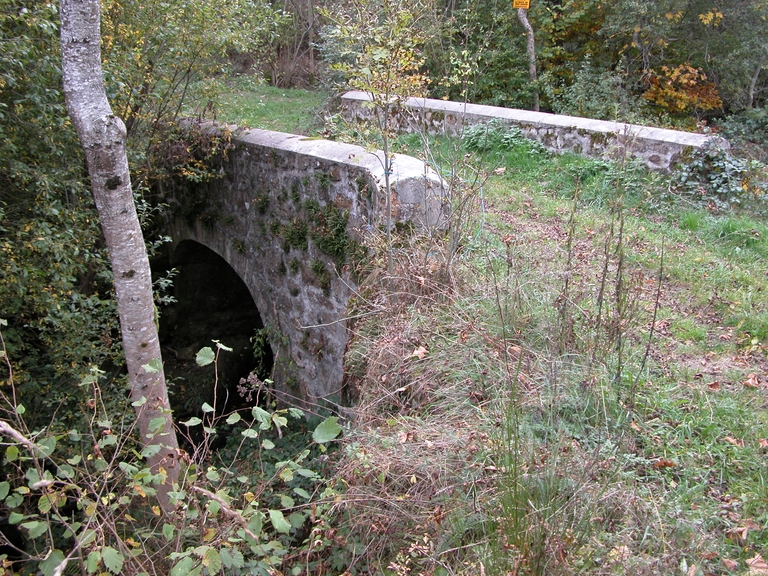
[513,0,530,8]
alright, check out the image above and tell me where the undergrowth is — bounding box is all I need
[328,119,768,575]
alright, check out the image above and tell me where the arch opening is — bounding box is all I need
[153,240,274,420]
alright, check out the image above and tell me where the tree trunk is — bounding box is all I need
[517,8,539,112]
[60,0,179,514]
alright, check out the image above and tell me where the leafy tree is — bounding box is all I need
[0,0,119,425]
[100,0,290,184]
[321,0,431,286]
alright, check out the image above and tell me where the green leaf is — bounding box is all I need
[170,556,196,576]
[268,509,291,534]
[98,434,117,448]
[247,511,263,536]
[289,512,306,528]
[140,444,161,459]
[163,523,175,541]
[202,547,222,572]
[293,487,310,500]
[280,495,295,508]
[313,417,342,444]
[288,407,305,418]
[8,512,24,524]
[132,396,147,407]
[226,412,242,425]
[182,417,202,427]
[16,404,25,415]
[220,548,245,569]
[213,340,233,352]
[241,428,258,438]
[148,416,167,433]
[102,546,123,574]
[38,494,53,514]
[118,462,139,476]
[262,439,275,450]
[253,406,272,429]
[272,414,288,428]
[0,481,9,500]
[36,435,57,457]
[5,493,22,508]
[196,347,215,366]
[296,468,318,479]
[142,358,163,373]
[80,529,98,547]
[86,550,101,574]
[4,446,17,462]
[21,520,48,539]
[201,402,214,413]
[38,549,65,576]
[56,464,75,479]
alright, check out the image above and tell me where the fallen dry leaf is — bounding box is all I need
[708,381,721,390]
[744,373,760,388]
[759,438,768,449]
[727,520,761,544]
[747,554,768,575]
[653,458,676,469]
[397,430,414,443]
[606,545,630,563]
[724,436,744,447]
[410,345,428,360]
[494,166,507,175]
[721,558,738,571]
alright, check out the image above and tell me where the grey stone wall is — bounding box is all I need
[164,125,445,405]
[341,90,726,171]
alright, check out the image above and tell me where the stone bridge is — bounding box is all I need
[160,125,445,409]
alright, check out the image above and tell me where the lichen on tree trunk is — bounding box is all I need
[60,0,179,514]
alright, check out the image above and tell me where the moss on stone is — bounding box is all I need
[311,259,331,294]
[283,218,309,251]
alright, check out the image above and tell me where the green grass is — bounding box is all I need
[186,76,327,135]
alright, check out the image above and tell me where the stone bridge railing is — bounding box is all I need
[164,125,445,405]
[341,90,725,171]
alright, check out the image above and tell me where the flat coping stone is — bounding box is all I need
[341,90,713,148]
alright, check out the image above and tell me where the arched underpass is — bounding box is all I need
[154,240,274,419]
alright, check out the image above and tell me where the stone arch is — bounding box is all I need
[155,239,274,418]
[162,125,448,404]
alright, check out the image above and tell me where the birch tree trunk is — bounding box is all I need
[60,0,179,514]
[517,8,539,112]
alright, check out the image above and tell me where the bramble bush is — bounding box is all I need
[673,141,767,209]
[0,330,342,575]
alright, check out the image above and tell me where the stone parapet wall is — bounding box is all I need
[165,124,445,404]
[341,90,725,171]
